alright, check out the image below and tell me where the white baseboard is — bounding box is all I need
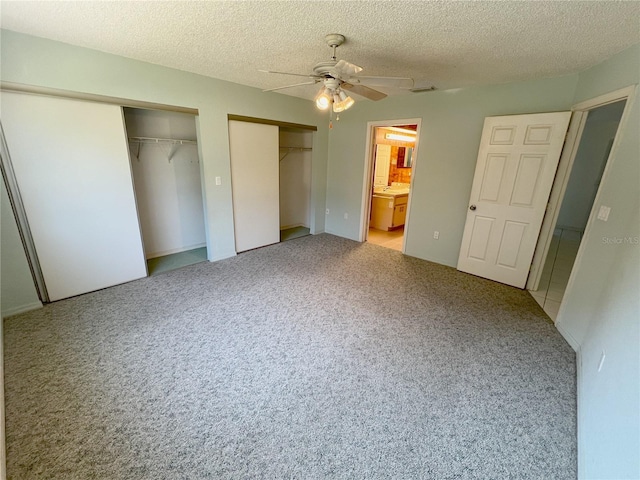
[210,250,237,262]
[2,301,43,319]
[146,243,207,260]
[556,321,580,352]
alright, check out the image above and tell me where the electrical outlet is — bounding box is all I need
[326,208,330,215]
[433,231,439,239]
[344,213,348,220]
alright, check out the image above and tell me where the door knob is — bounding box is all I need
[469,205,477,211]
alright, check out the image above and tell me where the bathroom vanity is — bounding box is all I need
[370,188,409,231]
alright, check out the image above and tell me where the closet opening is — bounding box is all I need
[279,127,312,243]
[124,107,207,276]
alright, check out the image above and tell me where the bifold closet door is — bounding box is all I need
[228,120,279,252]
[1,92,147,301]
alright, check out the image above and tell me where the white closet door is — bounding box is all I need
[1,92,147,301]
[228,120,279,252]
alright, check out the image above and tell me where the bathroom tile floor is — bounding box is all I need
[530,228,582,321]
[367,227,404,252]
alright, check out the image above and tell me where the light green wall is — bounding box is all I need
[0,29,329,266]
[1,181,41,317]
[556,44,639,479]
[325,75,579,266]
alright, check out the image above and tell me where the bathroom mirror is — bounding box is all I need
[397,147,413,168]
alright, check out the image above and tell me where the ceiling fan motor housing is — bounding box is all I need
[313,60,338,78]
[323,78,340,91]
[325,34,345,48]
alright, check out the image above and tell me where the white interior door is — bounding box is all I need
[457,112,571,288]
[228,120,280,253]
[1,92,147,301]
[373,144,391,186]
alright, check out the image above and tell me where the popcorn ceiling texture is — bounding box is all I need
[1,1,639,99]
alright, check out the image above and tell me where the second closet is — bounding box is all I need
[228,119,313,253]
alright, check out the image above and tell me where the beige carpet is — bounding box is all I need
[4,234,576,479]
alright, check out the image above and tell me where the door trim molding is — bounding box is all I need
[527,111,584,290]
[554,84,637,324]
[1,81,199,115]
[0,122,49,303]
[227,114,317,131]
[359,118,422,249]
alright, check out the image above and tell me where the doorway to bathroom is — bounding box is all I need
[360,119,421,252]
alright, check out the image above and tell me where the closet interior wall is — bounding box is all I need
[279,128,312,231]
[123,108,206,260]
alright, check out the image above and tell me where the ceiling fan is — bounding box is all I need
[260,34,415,113]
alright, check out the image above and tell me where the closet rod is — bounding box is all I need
[129,136,197,162]
[279,146,312,162]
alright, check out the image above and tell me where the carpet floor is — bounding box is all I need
[3,234,576,479]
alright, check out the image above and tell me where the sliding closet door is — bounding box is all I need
[228,120,279,252]
[1,92,147,301]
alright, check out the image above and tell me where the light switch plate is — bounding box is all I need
[597,205,611,221]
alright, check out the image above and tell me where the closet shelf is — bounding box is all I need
[279,146,312,162]
[128,136,197,145]
[128,136,197,162]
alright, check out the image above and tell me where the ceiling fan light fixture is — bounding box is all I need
[332,94,344,112]
[315,87,332,110]
[333,91,354,112]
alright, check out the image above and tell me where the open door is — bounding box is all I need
[457,112,571,288]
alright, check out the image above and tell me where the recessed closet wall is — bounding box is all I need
[279,129,312,232]
[123,108,207,264]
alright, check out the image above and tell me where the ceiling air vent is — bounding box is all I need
[410,86,437,93]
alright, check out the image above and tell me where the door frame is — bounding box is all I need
[0,122,49,302]
[527,85,637,293]
[358,118,422,251]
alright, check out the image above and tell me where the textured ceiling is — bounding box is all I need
[1,1,639,101]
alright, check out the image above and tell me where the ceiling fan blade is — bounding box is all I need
[333,59,363,78]
[351,76,415,89]
[263,81,319,92]
[342,83,387,101]
[259,69,319,79]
